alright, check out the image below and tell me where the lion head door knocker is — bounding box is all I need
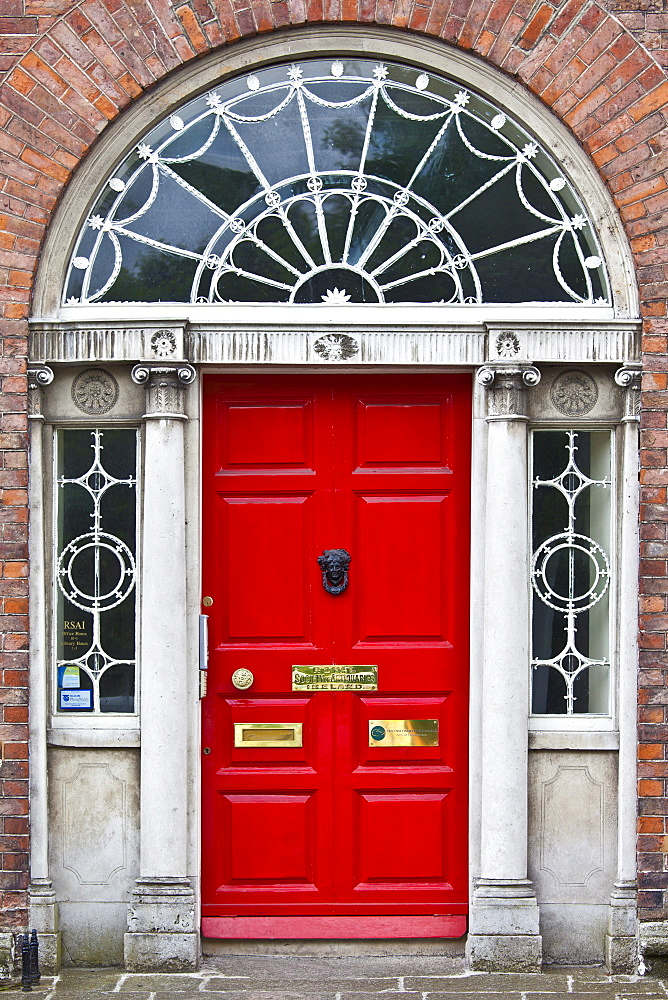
[318,549,351,595]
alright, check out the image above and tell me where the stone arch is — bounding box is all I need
[2,2,668,322]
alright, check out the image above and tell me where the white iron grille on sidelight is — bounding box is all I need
[530,429,612,715]
[63,59,610,306]
[55,429,138,715]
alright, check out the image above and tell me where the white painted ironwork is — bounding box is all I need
[55,430,138,713]
[63,59,610,307]
[531,430,612,715]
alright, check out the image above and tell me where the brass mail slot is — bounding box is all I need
[369,719,439,747]
[292,665,378,691]
[234,723,303,748]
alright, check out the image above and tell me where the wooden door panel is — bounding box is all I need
[225,403,313,469]
[353,494,448,641]
[224,496,310,641]
[356,402,445,467]
[356,793,448,883]
[226,793,317,884]
[202,374,470,930]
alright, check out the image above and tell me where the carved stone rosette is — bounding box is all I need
[27,364,54,419]
[476,363,541,419]
[614,364,641,421]
[131,364,196,418]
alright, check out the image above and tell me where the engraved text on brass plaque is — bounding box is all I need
[369,719,439,747]
[292,665,378,691]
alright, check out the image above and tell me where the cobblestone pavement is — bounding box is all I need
[3,959,668,1000]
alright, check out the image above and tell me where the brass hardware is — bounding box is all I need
[234,723,303,748]
[231,668,254,690]
[369,720,439,747]
[202,747,212,755]
[199,672,208,698]
[202,596,214,607]
[292,665,377,691]
[317,549,350,595]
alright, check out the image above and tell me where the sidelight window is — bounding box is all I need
[54,428,138,715]
[530,429,612,716]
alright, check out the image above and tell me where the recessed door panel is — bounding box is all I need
[225,496,309,640]
[354,494,446,640]
[357,793,447,883]
[225,403,313,469]
[202,374,470,932]
[358,403,443,466]
[226,794,315,884]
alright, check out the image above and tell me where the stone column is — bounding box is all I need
[124,364,198,972]
[606,364,641,972]
[27,365,61,972]
[466,363,542,973]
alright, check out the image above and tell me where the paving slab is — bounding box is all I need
[1,962,667,1000]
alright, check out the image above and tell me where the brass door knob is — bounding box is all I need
[231,668,254,690]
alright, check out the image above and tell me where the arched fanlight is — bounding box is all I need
[64,58,610,306]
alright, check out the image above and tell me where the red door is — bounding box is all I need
[201,374,470,939]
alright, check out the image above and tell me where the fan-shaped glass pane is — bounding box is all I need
[64,59,610,306]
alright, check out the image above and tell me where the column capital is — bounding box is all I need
[131,363,196,419]
[27,364,54,420]
[615,363,641,422]
[476,363,541,420]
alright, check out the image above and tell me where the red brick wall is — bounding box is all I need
[1,0,668,930]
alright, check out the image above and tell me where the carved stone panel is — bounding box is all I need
[528,750,617,963]
[48,748,139,902]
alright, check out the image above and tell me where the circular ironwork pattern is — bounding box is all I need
[532,531,610,613]
[57,531,136,612]
[550,370,598,416]
[72,369,119,415]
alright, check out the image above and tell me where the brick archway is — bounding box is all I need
[1,0,668,933]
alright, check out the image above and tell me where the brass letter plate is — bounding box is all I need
[369,719,439,747]
[234,723,303,748]
[292,665,377,691]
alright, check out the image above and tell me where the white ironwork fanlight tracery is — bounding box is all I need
[64,59,611,307]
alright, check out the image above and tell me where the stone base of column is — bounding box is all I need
[29,880,61,973]
[466,879,542,972]
[124,877,197,971]
[605,881,637,973]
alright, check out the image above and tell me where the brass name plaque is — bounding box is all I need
[292,665,378,691]
[369,719,439,747]
[234,723,302,748]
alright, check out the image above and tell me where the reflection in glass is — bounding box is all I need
[55,429,138,715]
[531,429,612,715]
[64,59,610,307]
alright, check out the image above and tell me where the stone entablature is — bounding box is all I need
[29,321,641,369]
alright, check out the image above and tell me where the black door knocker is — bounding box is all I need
[318,549,351,595]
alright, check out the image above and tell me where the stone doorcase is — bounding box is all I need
[25,27,642,972]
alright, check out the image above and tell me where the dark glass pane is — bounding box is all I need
[59,430,96,480]
[532,600,567,661]
[532,665,567,714]
[100,664,135,713]
[532,486,567,550]
[98,429,136,481]
[572,669,590,714]
[533,431,569,482]
[101,238,199,303]
[101,600,135,661]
